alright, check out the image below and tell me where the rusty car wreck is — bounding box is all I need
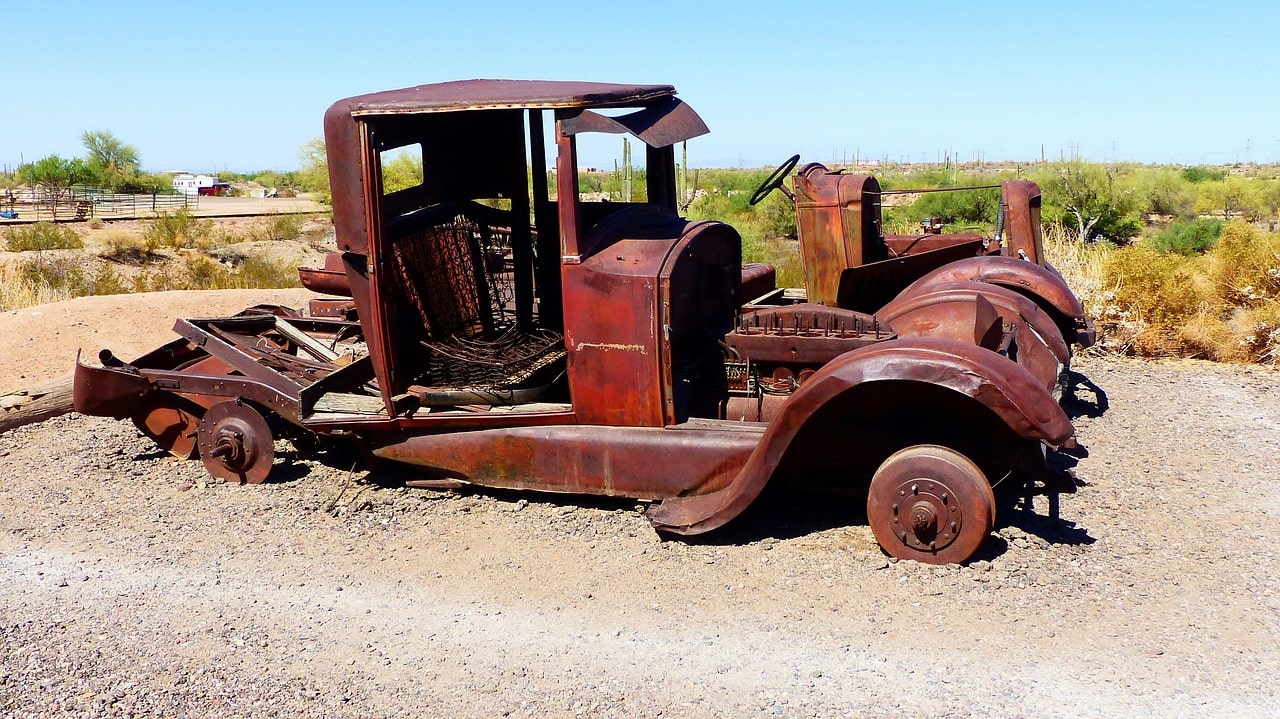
[74,80,1092,564]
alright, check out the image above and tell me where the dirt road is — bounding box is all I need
[0,295,1277,717]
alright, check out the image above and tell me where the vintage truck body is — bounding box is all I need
[75,80,1086,564]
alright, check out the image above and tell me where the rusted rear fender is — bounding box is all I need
[73,358,150,418]
[646,337,1073,535]
[904,256,1093,346]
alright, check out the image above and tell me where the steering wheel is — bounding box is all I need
[749,154,800,206]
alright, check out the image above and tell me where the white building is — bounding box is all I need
[172,173,220,196]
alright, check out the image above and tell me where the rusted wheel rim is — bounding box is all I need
[197,401,274,484]
[867,444,995,565]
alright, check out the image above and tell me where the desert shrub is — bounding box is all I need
[1204,221,1280,306]
[175,255,302,291]
[1104,243,1202,325]
[142,208,210,250]
[3,222,84,251]
[1093,220,1280,362]
[1181,166,1226,184]
[904,186,1000,227]
[18,255,93,297]
[0,255,132,310]
[124,254,301,293]
[91,265,130,296]
[1134,168,1197,220]
[101,231,160,264]
[1149,218,1223,255]
[86,217,104,230]
[247,213,304,242]
[0,262,66,309]
[755,191,797,241]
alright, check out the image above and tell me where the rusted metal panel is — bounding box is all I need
[904,255,1091,345]
[557,98,709,147]
[73,360,149,418]
[728,304,886,366]
[883,233,988,256]
[323,103,369,255]
[879,292,1004,350]
[878,291,1060,391]
[555,120,581,259]
[793,165,882,305]
[335,80,678,116]
[740,263,776,303]
[297,253,352,296]
[1001,180,1044,264]
[373,422,762,498]
[561,258,664,426]
[885,280,1070,364]
[834,240,985,313]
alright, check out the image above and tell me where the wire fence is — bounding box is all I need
[0,186,196,221]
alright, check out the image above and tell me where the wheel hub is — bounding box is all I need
[889,479,961,552]
[197,401,274,484]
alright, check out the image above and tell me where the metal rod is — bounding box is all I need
[870,185,1002,196]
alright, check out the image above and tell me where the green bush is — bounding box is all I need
[1181,166,1226,184]
[142,208,209,249]
[1149,218,1223,255]
[3,222,85,251]
[905,186,1000,227]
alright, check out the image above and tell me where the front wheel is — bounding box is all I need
[866,444,995,564]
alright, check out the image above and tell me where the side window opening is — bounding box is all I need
[380,144,424,195]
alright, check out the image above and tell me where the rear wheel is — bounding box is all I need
[866,444,995,564]
[197,400,275,484]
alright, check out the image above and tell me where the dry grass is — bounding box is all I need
[0,262,72,310]
[1,251,302,313]
[1,211,322,313]
[1046,220,1280,364]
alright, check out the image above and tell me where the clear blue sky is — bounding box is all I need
[3,1,1277,173]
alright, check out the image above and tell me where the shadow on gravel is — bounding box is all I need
[132,448,174,462]
[312,443,1096,560]
[668,485,866,546]
[1002,510,1095,549]
[1061,368,1109,419]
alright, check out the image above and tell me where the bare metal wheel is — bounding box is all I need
[867,444,995,565]
[197,400,275,484]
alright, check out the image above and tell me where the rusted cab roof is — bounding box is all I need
[329,79,677,116]
[324,80,696,256]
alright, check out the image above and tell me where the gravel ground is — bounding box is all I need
[1,355,1278,718]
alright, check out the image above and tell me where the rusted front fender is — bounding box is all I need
[646,337,1073,535]
[904,255,1094,347]
[881,280,1071,365]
